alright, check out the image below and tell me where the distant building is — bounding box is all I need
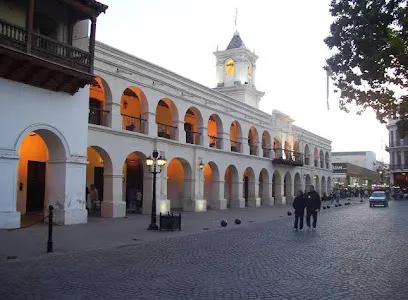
[332,151,376,171]
[332,162,377,189]
[386,119,408,188]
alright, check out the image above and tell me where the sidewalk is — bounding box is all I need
[0,198,363,262]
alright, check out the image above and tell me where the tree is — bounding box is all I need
[324,0,408,136]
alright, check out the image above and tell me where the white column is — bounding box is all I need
[0,153,20,229]
[211,180,227,210]
[176,120,185,143]
[263,181,274,206]
[241,137,249,155]
[248,180,261,207]
[200,126,208,147]
[145,112,157,137]
[157,165,170,214]
[231,181,245,208]
[142,173,153,215]
[105,102,122,131]
[47,159,88,225]
[101,173,126,218]
[221,132,229,151]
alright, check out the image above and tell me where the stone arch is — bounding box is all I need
[305,174,312,191]
[230,120,242,152]
[327,177,332,193]
[294,173,302,196]
[321,176,326,196]
[15,124,69,160]
[203,161,220,209]
[208,114,223,149]
[304,144,310,165]
[319,149,324,168]
[122,151,151,214]
[121,86,149,134]
[314,147,319,167]
[167,157,193,210]
[259,168,270,203]
[262,130,272,158]
[224,164,239,208]
[273,137,282,159]
[325,151,330,169]
[272,170,282,204]
[314,175,320,193]
[156,98,179,140]
[184,107,204,145]
[16,127,69,217]
[284,172,293,204]
[248,126,259,156]
[243,167,256,206]
[88,76,112,127]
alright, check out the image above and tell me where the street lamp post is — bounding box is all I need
[146,150,167,230]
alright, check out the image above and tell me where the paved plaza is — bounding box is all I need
[1,199,408,299]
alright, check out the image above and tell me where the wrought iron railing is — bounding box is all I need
[230,140,241,152]
[389,164,408,171]
[249,145,258,156]
[262,148,272,158]
[185,130,201,145]
[272,148,304,166]
[89,107,109,126]
[0,19,91,73]
[209,135,222,149]
[157,123,177,140]
[122,114,147,133]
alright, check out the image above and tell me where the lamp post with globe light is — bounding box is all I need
[146,150,167,230]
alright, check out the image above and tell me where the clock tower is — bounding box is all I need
[213,31,264,108]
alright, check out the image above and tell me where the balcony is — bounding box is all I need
[123,114,147,133]
[0,0,107,95]
[389,164,408,171]
[89,107,109,126]
[209,135,222,149]
[272,148,304,167]
[186,130,201,145]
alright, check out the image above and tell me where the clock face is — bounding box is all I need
[247,63,252,76]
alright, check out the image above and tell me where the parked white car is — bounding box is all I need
[369,191,389,208]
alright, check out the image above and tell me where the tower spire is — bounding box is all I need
[234,8,238,33]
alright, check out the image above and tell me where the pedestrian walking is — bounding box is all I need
[306,185,321,230]
[292,190,307,231]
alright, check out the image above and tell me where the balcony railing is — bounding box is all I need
[0,19,91,73]
[230,140,241,152]
[389,164,408,171]
[89,107,109,126]
[209,135,222,149]
[186,130,201,145]
[262,148,272,158]
[272,148,304,166]
[304,156,310,166]
[249,145,258,156]
[157,123,177,140]
[122,114,147,133]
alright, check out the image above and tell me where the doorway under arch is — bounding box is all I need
[259,168,270,204]
[167,158,192,210]
[272,170,282,204]
[203,161,220,209]
[243,167,255,206]
[284,172,293,204]
[224,165,239,208]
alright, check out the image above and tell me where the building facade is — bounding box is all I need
[386,119,408,188]
[332,151,376,171]
[0,4,333,229]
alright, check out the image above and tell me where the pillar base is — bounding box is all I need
[248,197,261,207]
[0,211,21,229]
[262,198,274,206]
[54,209,87,225]
[281,196,286,205]
[101,201,126,218]
[184,199,207,212]
[211,199,227,210]
[285,196,293,205]
[158,199,171,214]
[231,198,245,208]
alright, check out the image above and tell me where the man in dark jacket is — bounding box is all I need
[292,190,306,231]
[306,185,321,230]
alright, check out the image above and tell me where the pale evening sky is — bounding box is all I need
[95,0,389,163]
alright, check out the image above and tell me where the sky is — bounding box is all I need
[95,0,390,163]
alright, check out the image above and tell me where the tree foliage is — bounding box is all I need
[324,0,408,136]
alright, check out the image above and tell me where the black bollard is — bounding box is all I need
[234,218,241,225]
[323,206,326,210]
[327,205,331,209]
[47,205,54,253]
[221,220,228,227]
[287,211,292,216]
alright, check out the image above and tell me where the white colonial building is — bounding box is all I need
[0,1,332,229]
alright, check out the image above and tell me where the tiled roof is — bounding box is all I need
[226,32,246,50]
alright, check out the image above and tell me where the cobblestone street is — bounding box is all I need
[1,201,408,300]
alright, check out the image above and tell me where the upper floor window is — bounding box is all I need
[225,59,235,75]
[247,63,252,76]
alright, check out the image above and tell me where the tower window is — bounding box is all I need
[247,63,252,76]
[225,59,234,75]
